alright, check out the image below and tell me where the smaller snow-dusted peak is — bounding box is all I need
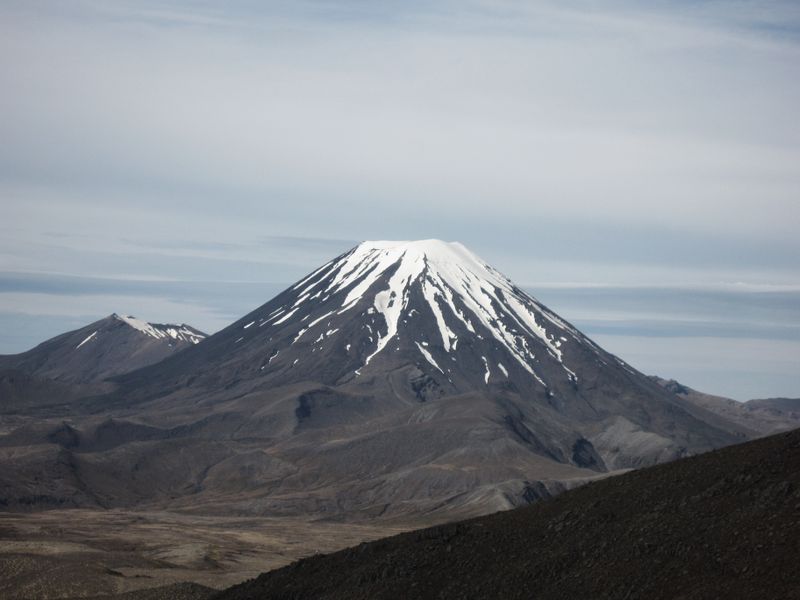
[112,314,206,344]
[11,314,208,384]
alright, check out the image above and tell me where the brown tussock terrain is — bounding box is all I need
[0,509,408,599]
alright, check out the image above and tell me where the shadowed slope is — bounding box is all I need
[216,427,800,600]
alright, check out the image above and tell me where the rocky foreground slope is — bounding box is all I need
[214,427,800,600]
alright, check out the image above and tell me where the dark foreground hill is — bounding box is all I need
[214,427,800,600]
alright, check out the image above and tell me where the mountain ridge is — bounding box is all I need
[651,375,800,436]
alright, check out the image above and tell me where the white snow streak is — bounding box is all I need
[76,331,97,349]
[272,307,299,326]
[362,250,426,367]
[481,356,490,383]
[416,342,443,374]
[421,276,455,351]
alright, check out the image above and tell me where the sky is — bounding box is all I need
[1,0,798,400]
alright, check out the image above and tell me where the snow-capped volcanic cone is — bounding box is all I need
[0,313,206,384]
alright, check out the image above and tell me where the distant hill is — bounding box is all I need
[0,313,205,386]
[651,376,800,436]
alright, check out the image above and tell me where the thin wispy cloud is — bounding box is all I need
[2,1,798,241]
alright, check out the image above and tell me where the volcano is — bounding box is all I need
[126,240,587,398]
[0,240,749,518]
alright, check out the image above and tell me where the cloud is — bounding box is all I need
[1,0,798,247]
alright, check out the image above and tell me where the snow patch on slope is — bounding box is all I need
[76,331,97,349]
[114,314,205,344]
[416,342,443,374]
